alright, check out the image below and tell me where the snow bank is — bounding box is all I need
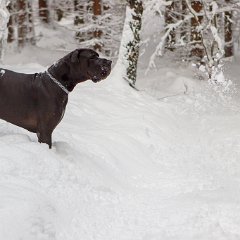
[0,56,240,239]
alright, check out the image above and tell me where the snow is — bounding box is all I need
[1,11,240,238]
[0,0,9,34]
[0,69,5,76]
[0,51,240,239]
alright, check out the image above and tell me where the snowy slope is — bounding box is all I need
[0,58,240,240]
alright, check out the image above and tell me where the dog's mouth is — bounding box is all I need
[88,67,111,83]
[100,66,111,79]
[87,72,100,83]
[101,68,109,78]
[92,75,101,83]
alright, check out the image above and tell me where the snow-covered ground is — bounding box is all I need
[1,49,240,240]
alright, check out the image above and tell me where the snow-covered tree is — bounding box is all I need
[39,0,50,23]
[164,0,176,51]
[6,0,36,49]
[51,0,74,22]
[0,0,9,61]
[146,0,240,80]
[224,0,234,57]
[74,0,125,58]
[17,0,35,48]
[125,0,143,86]
[74,0,84,25]
[7,1,14,43]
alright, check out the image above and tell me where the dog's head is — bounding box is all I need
[69,48,112,83]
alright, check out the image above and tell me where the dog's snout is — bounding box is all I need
[103,59,112,67]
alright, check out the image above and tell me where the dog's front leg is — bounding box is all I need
[37,129,53,149]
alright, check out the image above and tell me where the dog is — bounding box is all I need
[0,48,112,148]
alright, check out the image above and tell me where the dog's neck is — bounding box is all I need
[47,60,88,92]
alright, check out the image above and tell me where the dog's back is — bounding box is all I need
[0,69,38,132]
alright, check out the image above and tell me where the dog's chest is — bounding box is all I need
[60,108,65,122]
[55,98,68,125]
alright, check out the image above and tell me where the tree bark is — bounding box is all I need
[7,1,15,43]
[165,0,176,51]
[224,0,233,58]
[190,0,204,60]
[125,0,143,86]
[92,0,102,51]
[0,0,10,62]
[17,0,35,48]
[39,0,49,23]
[17,0,27,48]
[28,1,36,45]
[181,0,188,43]
[74,0,84,25]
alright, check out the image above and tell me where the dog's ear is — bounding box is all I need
[70,50,80,63]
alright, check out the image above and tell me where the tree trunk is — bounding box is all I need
[93,0,101,15]
[93,0,102,51]
[56,9,63,21]
[39,0,49,23]
[125,0,143,86]
[0,0,10,62]
[7,1,15,43]
[210,4,218,58]
[165,0,176,51]
[224,0,233,58]
[17,0,35,49]
[181,0,188,43]
[190,0,204,60]
[28,1,36,45]
[74,0,84,25]
[17,0,27,48]
[180,0,190,60]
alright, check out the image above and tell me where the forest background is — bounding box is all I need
[0,0,240,86]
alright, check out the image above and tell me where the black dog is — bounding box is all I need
[0,49,112,148]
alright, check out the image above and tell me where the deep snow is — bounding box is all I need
[0,52,240,240]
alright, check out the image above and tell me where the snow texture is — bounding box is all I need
[1,11,240,239]
[0,0,9,34]
[0,69,5,76]
[0,51,240,239]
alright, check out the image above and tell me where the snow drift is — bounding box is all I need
[0,58,240,239]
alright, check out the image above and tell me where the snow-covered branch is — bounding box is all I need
[145,0,234,80]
